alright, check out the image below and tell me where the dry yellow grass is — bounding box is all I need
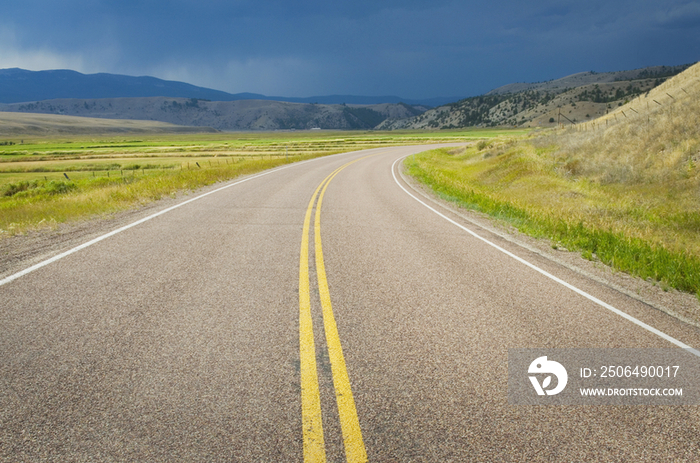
[529,61,700,255]
[550,68,700,179]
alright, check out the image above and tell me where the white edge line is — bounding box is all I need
[391,156,700,358]
[0,156,327,287]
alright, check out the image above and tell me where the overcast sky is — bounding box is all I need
[1,0,699,99]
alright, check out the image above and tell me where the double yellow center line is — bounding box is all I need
[299,158,368,463]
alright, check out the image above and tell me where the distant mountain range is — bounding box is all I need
[0,97,427,131]
[1,64,694,132]
[0,68,460,107]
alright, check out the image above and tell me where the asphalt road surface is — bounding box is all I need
[2,146,700,462]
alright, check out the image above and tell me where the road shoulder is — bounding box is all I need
[397,158,700,329]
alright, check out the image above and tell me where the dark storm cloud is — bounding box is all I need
[1,0,698,98]
[654,1,700,29]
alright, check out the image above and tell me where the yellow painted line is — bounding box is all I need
[300,156,372,462]
[315,166,368,463]
[299,177,330,463]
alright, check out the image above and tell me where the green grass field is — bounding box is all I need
[0,129,520,237]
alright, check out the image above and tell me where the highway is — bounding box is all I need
[2,145,700,461]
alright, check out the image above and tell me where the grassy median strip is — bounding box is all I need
[405,143,700,299]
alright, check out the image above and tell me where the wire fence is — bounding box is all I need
[557,63,700,132]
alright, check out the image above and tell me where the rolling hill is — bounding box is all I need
[378,64,694,130]
[0,97,426,131]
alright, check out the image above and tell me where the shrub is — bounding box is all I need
[44,180,77,196]
[2,180,35,197]
[1,179,76,198]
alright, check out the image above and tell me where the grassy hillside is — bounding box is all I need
[406,62,700,300]
[486,64,690,95]
[383,64,693,130]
